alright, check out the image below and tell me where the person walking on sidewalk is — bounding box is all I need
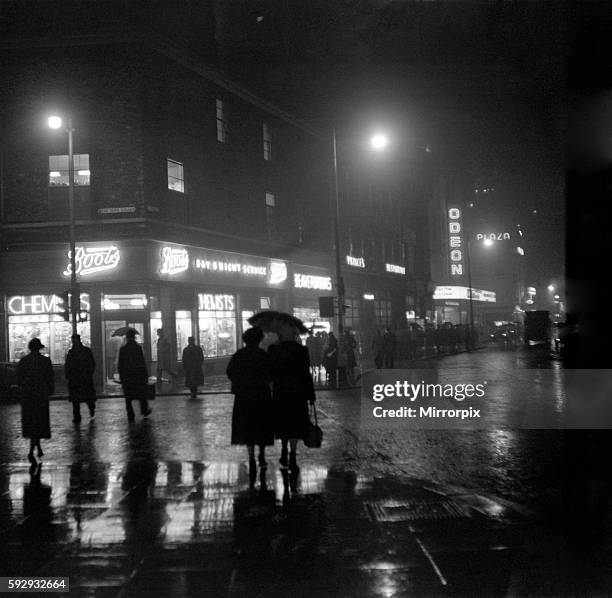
[269,321,316,475]
[182,336,204,399]
[227,327,274,487]
[65,334,96,424]
[118,328,151,422]
[156,328,176,387]
[372,329,384,369]
[383,327,396,368]
[323,331,338,387]
[17,338,54,465]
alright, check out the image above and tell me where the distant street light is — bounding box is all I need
[48,114,78,335]
[370,134,388,151]
[483,238,494,247]
[547,284,555,292]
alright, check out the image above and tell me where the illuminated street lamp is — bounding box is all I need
[547,284,555,292]
[48,114,78,335]
[331,129,390,338]
[465,238,494,350]
[370,133,389,151]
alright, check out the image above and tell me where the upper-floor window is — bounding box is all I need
[265,192,276,240]
[265,192,276,207]
[216,99,227,143]
[167,159,184,193]
[263,121,272,161]
[48,154,90,186]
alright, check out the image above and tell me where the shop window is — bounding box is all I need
[49,154,90,186]
[216,99,228,143]
[198,293,236,358]
[8,293,91,364]
[241,310,254,335]
[175,311,193,360]
[374,299,392,327]
[167,159,184,193]
[263,122,273,161]
[150,311,162,361]
[260,297,271,310]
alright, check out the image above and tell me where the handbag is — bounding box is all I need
[146,382,156,401]
[304,402,323,448]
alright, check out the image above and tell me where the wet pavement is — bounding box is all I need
[1,347,611,597]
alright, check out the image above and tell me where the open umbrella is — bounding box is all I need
[111,326,139,337]
[248,310,308,335]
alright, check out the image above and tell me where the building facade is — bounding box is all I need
[0,8,431,385]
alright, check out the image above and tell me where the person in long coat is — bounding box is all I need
[118,328,151,422]
[323,332,338,387]
[227,327,273,485]
[268,321,316,473]
[182,336,204,399]
[17,338,54,465]
[65,334,96,423]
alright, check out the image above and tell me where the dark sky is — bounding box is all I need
[213,1,566,286]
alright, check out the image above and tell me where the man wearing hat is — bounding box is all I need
[17,338,54,464]
[65,334,97,424]
[118,328,152,421]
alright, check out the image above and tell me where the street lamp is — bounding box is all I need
[331,129,390,338]
[465,237,494,351]
[547,284,555,292]
[48,114,78,335]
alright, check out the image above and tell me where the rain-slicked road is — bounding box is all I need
[0,347,600,597]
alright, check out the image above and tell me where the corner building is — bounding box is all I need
[0,4,430,387]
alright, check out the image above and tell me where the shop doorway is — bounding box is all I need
[103,317,145,389]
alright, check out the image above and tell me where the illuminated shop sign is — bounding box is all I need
[198,293,235,311]
[8,293,90,315]
[433,286,496,303]
[448,207,463,276]
[385,263,405,275]
[63,245,121,277]
[527,287,536,295]
[293,273,333,291]
[160,246,189,275]
[269,262,288,285]
[476,232,511,241]
[346,255,365,268]
[363,294,375,300]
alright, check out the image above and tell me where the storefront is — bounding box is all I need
[290,264,334,334]
[0,240,292,385]
[432,285,497,325]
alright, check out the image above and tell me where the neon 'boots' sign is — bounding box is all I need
[63,245,121,276]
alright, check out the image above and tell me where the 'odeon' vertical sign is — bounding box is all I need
[448,207,464,277]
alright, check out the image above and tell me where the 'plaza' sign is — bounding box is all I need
[448,208,464,277]
[476,232,511,241]
[63,245,121,277]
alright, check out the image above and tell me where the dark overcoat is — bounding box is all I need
[269,341,316,440]
[182,344,204,388]
[118,340,148,400]
[17,351,54,439]
[227,346,273,446]
[65,345,96,403]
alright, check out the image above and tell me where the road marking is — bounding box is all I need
[409,524,448,586]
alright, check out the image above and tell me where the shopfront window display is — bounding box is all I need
[198,293,236,358]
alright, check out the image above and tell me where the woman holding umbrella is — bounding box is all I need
[250,312,316,473]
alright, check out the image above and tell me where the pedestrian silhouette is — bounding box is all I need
[182,336,204,399]
[118,328,151,422]
[17,338,54,465]
[65,333,96,424]
[227,327,273,487]
[268,321,316,474]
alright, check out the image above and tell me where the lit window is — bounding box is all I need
[216,99,227,143]
[265,192,275,239]
[265,192,275,207]
[167,159,184,193]
[48,154,90,186]
[263,121,272,161]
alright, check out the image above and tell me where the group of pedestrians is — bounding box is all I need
[227,323,316,486]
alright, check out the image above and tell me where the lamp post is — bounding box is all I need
[331,128,389,337]
[465,236,494,351]
[48,114,78,335]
